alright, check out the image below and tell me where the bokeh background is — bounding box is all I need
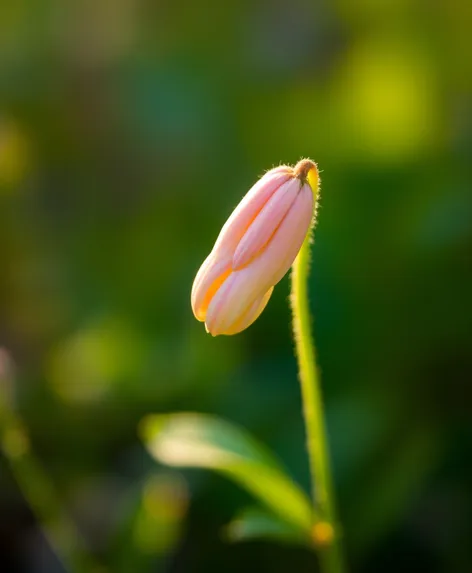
[1,0,471,572]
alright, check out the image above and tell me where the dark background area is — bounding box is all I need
[0,0,471,572]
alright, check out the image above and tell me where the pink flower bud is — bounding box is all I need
[191,159,319,336]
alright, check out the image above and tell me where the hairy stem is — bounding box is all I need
[290,171,347,573]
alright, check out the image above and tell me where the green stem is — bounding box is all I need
[290,216,347,572]
[0,355,98,573]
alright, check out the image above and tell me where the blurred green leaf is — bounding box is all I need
[140,413,313,532]
[225,506,309,545]
[108,471,188,573]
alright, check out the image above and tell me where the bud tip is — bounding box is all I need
[293,159,319,192]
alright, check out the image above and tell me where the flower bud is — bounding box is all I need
[191,159,319,335]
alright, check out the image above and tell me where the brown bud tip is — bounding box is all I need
[293,158,319,188]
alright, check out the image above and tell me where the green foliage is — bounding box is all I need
[225,506,309,545]
[141,413,313,534]
[0,0,471,571]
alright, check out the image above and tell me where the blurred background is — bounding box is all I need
[0,0,471,572]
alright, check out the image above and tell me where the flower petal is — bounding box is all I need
[220,287,274,336]
[204,271,253,335]
[232,178,300,270]
[212,168,292,256]
[191,252,232,321]
[253,183,314,288]
[204,184,313,335]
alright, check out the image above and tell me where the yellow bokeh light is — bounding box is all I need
[331,38,439,162]
[0,118,30,188]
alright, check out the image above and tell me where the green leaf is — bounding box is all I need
[225,506,309,545]
[140,413,312,532]
[107,471,187,573]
